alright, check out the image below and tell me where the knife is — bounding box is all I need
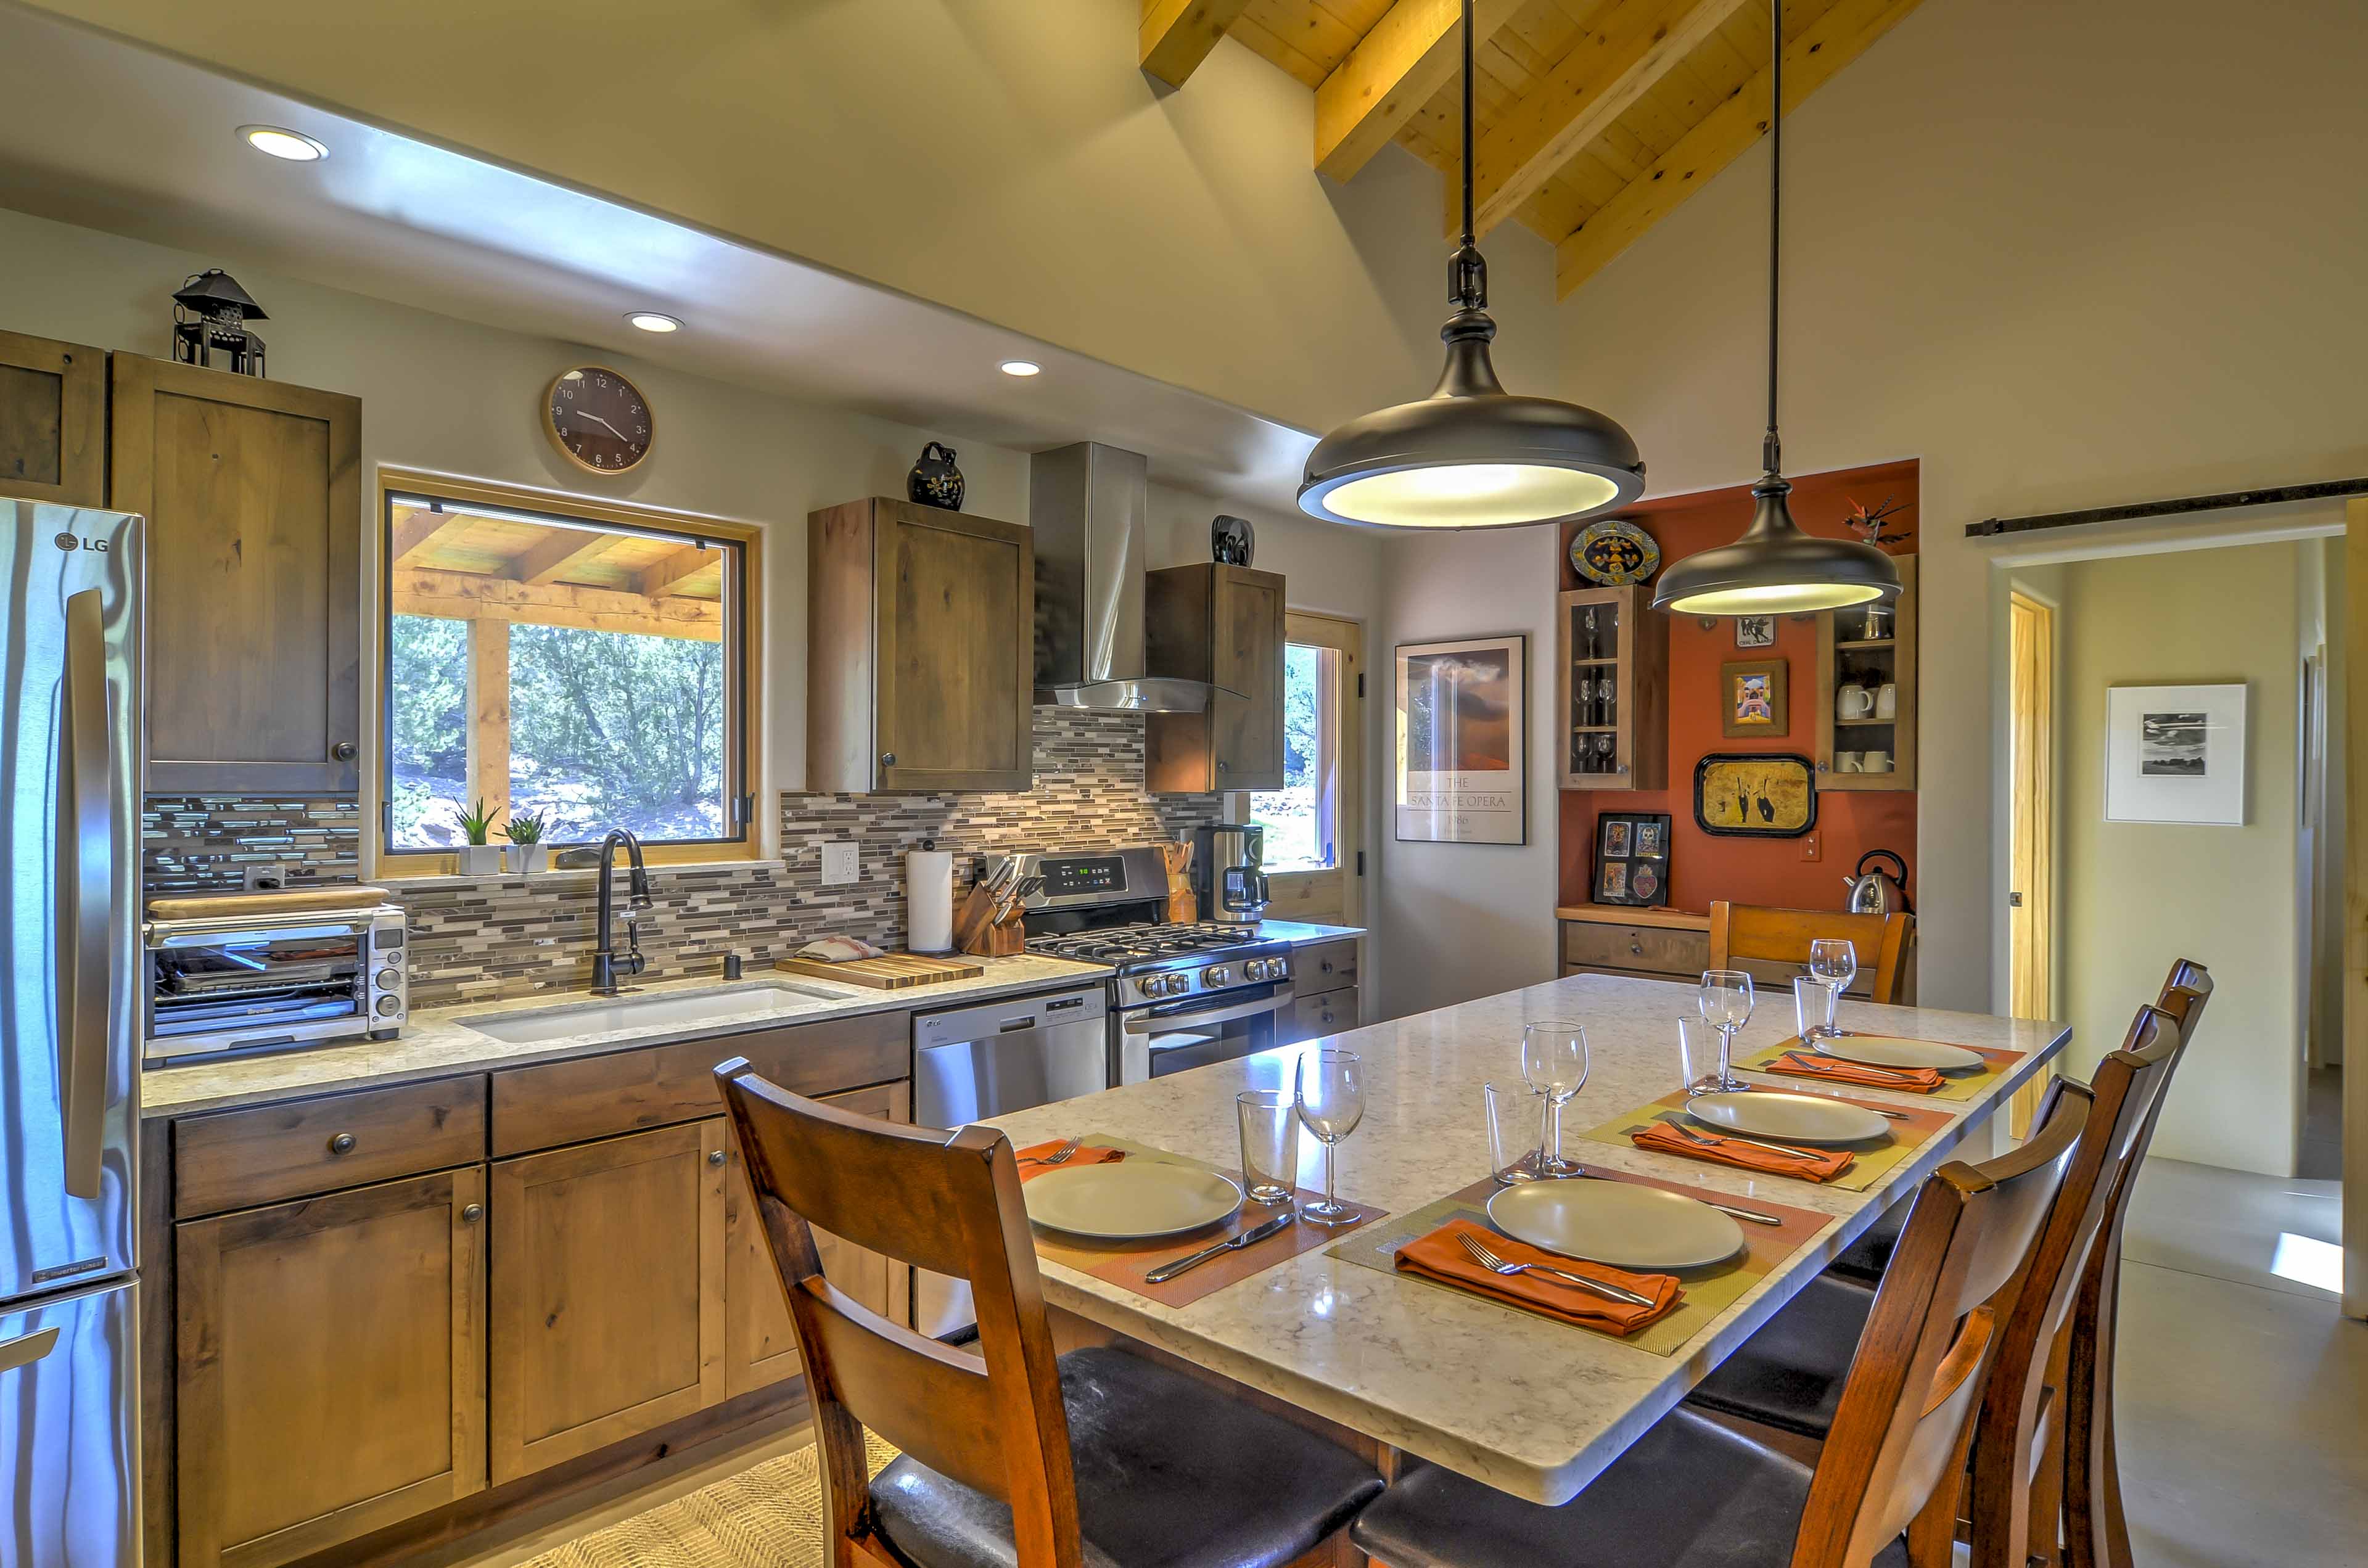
[1144,1210,1297,1284]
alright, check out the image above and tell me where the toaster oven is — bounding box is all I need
[144,904,409,1063]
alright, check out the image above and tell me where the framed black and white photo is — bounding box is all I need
[1734,615,1777,649]
[2105,683,2246,825]
[1396,634,1527,845]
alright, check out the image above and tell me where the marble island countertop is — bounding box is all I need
[986,971,2069,1506]
[141,953,1111,1119]
[1251,919,1363,944]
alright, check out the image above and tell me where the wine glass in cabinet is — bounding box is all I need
[1556,585,1667,790]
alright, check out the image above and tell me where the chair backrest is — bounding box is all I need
[1788,1078,2092,1568]
[1963,1002,2183,1561]
[1708,901,1913,1005]
[717,1059,1083,1568]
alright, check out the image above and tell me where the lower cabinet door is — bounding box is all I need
[175,1168,488,1568]
[725,1081,910,1397]
[488,1120,726,1484]
[1278,985,1360,1046]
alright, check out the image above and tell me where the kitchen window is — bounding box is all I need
[376,473,760,872]
[1249,612,1363,924]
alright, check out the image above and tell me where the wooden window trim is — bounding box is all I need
[371,467,767,878]
[1247,611,1365,928]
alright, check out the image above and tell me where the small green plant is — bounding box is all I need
[456,797,503,846]
[503,809,547,846]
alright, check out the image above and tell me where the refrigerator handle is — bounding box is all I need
[0,1326,60,1374]
[56,589,112,1201]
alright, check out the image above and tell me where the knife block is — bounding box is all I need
[952,881,1025,957]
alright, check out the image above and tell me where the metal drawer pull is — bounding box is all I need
[708,1149,728,1167]
[461,1204,484,1224]
[0,1328,60,1374]
[327,1133,356,1155]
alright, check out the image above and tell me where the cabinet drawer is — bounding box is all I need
[1295,938,1359,996]
[173,1075,487,1219]
[1284,986,1359,1043]
[1560,921,1708,978]
[491,1008,908,1156]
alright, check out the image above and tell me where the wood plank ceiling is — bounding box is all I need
[1141,0,1925,297]
[387,504,726,642]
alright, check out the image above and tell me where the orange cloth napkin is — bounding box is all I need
[1014,1141,1125,1182]
[1393,1218,1682,1335]
[1768,1051,1946,1094]
[1631,1121,1857,1183]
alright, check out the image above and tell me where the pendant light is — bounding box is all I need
[1297,0,1645,530]
[1650,0,1899,617]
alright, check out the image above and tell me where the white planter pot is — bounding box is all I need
[458,844,503,876]
[506,844,547,875]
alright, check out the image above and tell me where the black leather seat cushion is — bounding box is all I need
[1825,1194,1913,1286]
[1682,1273,1874,1439]
[1350,1406,1907,1568]
[869,1347,1384,1568]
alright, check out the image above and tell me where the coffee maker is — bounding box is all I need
[1192,823,1270,925]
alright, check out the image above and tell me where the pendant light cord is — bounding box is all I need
[1445,0,1488,315]
[1762,0,1783,477]
[1462,0,1476,250]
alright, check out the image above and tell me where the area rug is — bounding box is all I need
[521,1433,899,1568]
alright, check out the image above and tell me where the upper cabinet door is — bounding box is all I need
[807,498,1035,792]
[0,329,105,507]
[1146,564,1287,792]
[110,355,363,794]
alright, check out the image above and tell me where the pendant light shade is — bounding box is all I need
[1298,0,1643,532]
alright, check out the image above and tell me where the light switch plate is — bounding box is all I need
[820,842,859,885]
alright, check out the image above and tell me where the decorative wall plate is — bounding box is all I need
[1694,753,1817,837]
[1568,517,1661,586]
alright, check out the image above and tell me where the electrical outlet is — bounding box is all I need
[1800,834,1822,863]
[820,842,859,885]
[243,861,297,891]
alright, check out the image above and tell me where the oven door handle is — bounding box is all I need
[1122,985,1294,1035]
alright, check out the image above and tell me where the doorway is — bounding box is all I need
[2007,589,2057,1138]
[1249,611,1364,927]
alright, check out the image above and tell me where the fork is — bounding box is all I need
[1457,1232,1656,1307]
[1664,1119,1829,1165]
[1024,1136,1083,1167]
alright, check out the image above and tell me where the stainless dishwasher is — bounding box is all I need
[911,983,1111,1337]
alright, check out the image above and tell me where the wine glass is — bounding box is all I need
[1806,938,1857,1040]
[1294,1047,1366,1225]
[1519,1021,1589,1178]
[1696,970,1755,1092]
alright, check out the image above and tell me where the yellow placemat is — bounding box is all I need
[1576,1092,1951,1192]
[1733,1034,2024,1103]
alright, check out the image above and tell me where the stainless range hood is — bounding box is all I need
[1030,441,1215,713]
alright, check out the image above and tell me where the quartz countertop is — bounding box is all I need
[141,954,1111,1119]
[1254,919,1365,944]
[986,971,2069,1506]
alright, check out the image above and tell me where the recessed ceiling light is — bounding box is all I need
[239,125,328,162]
[999,359,1042,377]
[626,311,682,334]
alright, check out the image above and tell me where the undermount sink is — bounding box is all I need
[458,980,851,1045]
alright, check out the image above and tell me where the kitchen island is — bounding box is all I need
[987,970,2069,1505]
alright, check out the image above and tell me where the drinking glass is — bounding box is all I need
[1676,1016,1723,1096]
[1696,970,1755,1092]
[1806,939,1857,1039]
[1294,1048,1366,1225]
[1519,1020,1590,1178]
[1484,1082,1545,1184]
[1236,1090,1300,1207]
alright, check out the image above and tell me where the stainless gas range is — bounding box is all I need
[992,846,1294,1085]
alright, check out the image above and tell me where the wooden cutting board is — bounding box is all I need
[775,952,987,989]
[148,886,393,922]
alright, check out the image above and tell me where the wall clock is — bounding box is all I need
[543,366,654,475]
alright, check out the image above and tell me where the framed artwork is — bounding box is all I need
[1396,634,1527,845]
[1594,811,1672,907]
[2104,683,2247,825]
[1734,615,1777,649]
[1721,659,1790,738]
[1695,753,1817,837]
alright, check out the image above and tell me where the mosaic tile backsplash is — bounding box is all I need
[141,710,1225,1006]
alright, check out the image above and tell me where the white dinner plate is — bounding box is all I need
[1021,1163,1243,1241]
[1811,1033,1984,1072]
[1487,1180,1745,1271]
[1685,1090,1892,1146]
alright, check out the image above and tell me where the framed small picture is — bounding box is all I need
[1735,615,1777,649]
[1602,819,1632,858]
[1593,811,1672,907]
[1598,860,1627,901]
[1634,820,1666,857]
[2105,683,2247,824]
[1629,862,1661,903]
[1722,659,1790,738]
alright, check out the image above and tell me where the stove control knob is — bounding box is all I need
[1161,974,1188,996]
[1202,965,1233,988]
[1256,958,1284,982]
[1240,959,1265,982]
[1141,974,1174,999]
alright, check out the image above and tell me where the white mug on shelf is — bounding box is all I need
[1835,751,1863,773]
[1860,750,1892,774]
[1837,685,1875,721]
[1875,683,1898,720]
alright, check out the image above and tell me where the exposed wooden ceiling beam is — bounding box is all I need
[1471,0,1752,239]
[1556,0,1926,297]
[1140,0,1252,89]
[637,540,725,599]
[1315,0,1523,184]
[388,506,473,566]
[504,527,628,587]
[392,567,723,642]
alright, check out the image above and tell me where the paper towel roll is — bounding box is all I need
[906,849,955,954]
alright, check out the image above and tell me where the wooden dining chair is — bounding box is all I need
[1350,1082,2094,1568]
[715,1059,1384,1568]
[1708,901,1913,1004]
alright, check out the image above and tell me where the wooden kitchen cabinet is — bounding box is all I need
[488,1119,728,1484]
[1555,585,1667,789]
[807,496,1035,792]
[110,354,363,794]
[725,1080,911,1397]
[1145,563,1286,792]
[174,1167,487,1568]
[1814,554,1918,790]
[0,327,105,506]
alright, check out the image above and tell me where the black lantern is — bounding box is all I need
[171,269,269,377]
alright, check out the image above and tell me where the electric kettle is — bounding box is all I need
[1843,849,1911,916]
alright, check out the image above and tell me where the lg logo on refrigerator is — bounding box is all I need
[52,533,110,553]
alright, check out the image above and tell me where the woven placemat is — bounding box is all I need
[1576,1091,1951,1192]
[1733,1034,2024,1102]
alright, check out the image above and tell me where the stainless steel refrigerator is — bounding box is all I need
[0,499,142,1566]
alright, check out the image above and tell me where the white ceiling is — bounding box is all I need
[0,4,1320,509]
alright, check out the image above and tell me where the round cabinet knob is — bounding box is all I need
[375,995,401,1016]
[708,1149,728,1168]
[1216,760,1230,773]
[375,968,400,990]
[880,752,897,768]
[1319,958,1334,974]
[1202,965,1232,987]
[331,740,357,761]
[1629,942,1643,956]
[461,1204,484,1224]
[327,1132,356,1155]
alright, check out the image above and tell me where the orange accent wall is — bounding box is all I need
[1557,459,1920,916]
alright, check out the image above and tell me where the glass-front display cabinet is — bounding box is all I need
[1556,585,1667,790]
[1814,555,1918,790]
